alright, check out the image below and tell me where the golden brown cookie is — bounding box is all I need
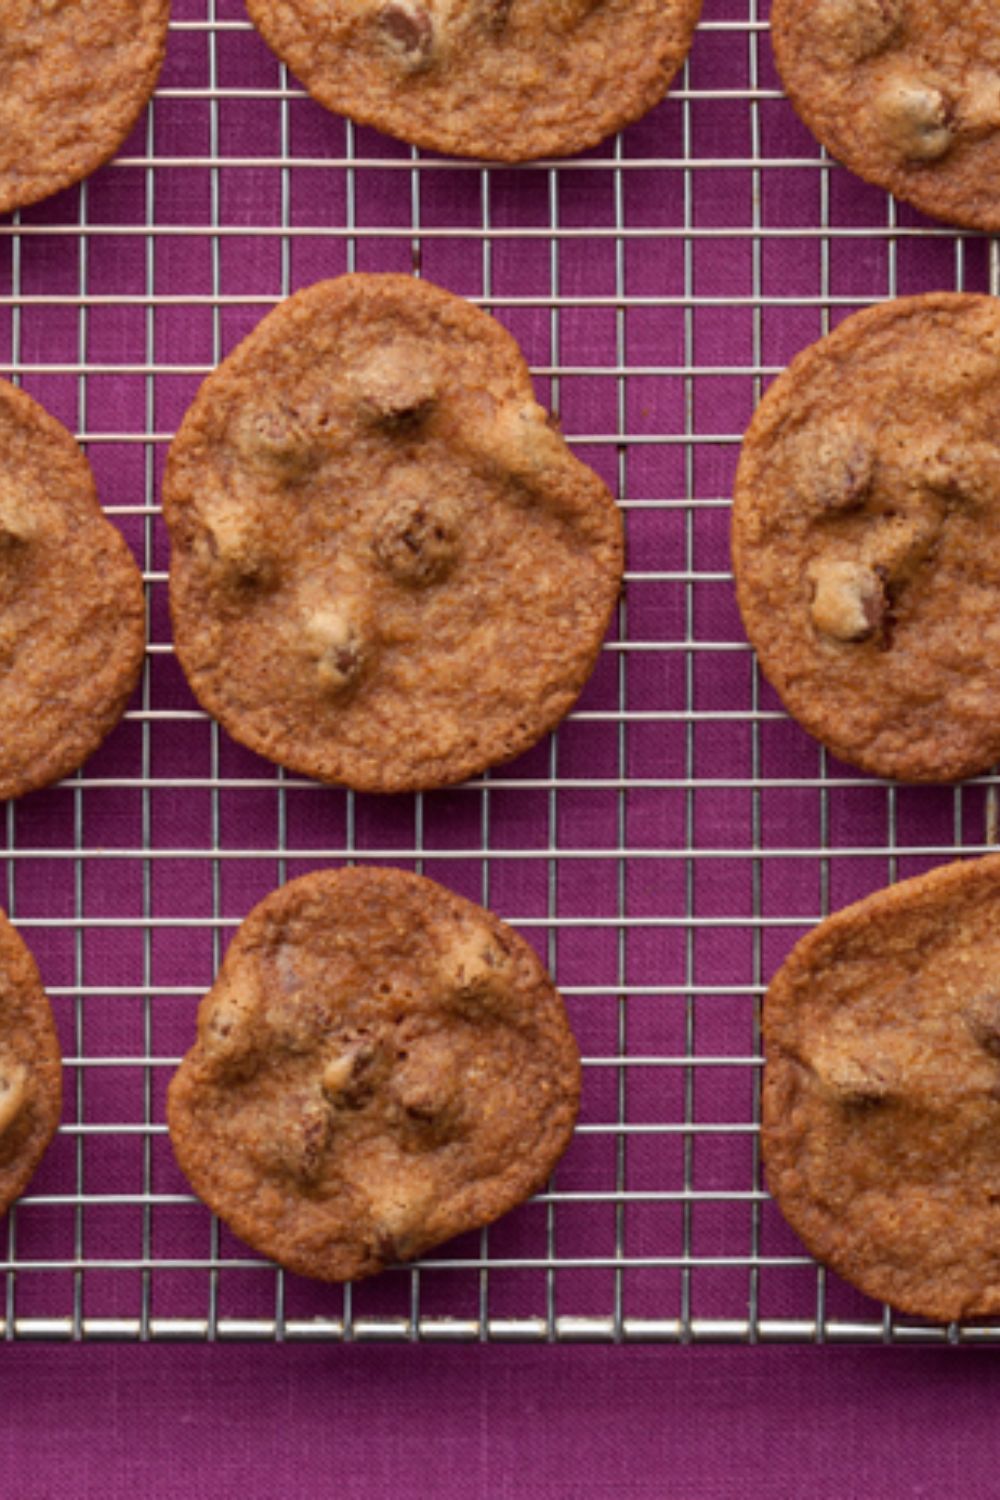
[0,0,170,216]
[163,273,623,794]
[731,293,1000,783]
[0,912,61,1218]
[770,0,1000,230]
[763,854,1000,1324]
[167,866,581,1282]
[0,380,145,800]
[243,0,703,161]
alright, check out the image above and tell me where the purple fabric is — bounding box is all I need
[2,1345,1000,1496]
[0,0,992,1378]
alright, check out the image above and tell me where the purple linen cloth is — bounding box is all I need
[2,1345,999,1498]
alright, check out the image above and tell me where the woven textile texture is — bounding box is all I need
[3,1344,1000,1499]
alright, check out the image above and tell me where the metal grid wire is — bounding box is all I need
[1,0,998,1344]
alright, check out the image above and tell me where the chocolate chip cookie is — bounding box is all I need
[770,0,1000,230]
[163,273,623,793]
[243,0,703,161]
[732,293,1000,783]
[167,866,581,1282]
[0,911,62,1218]
[0,380,145,800]
[763,853,1000,1323]
[0,0,170,216]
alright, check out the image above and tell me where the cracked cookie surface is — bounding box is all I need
[167,866,581,1282]
[771,0,1000,229]
[0,910,61,1218]
[243,0,703,161]
[731,293,1000,782]
[763,854,1000,1323]
[0,380,145,800]
[0,0,170,215]
[163,273,623,793]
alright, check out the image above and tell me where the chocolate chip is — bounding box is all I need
[373,491,460,586]
[875,73,954,163]
[964,993,1000,1059]
[483,0,514,27]
[322,1043,377,1110]
[299,1111,331,1180]
[827,443,874,511]
[815,1051,896,1108]
[353,346,438,432]
[372,395,436,433]
[372,1230,399,1264]
[814,0,904,63]
[378,2,434,62]
[233,404,322,480]
[805,426,876,513]
[335,645,360,677]
[301,599,373,695]
[201,994,261,1080]
[0,1064,26,1136]
[203,505,280,594]
[809,558,888,644]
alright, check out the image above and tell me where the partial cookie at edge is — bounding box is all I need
[243,0,704,161]
[0,910,62,1218]
[770,0,1000,230]
[763,854,1000,1323]
[0,1,171,215]
[0,380,145,800]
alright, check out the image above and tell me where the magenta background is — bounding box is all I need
[1,0,999,1487]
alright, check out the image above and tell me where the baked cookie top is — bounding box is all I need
[763,854,1000,1324]
[0,910,62,1219]
[0,0,170,216]
[163,274,623,794]
[770,0,1000,230]
[243,0,703,161]
[0,381,145,800]
[167,866,581,1282]
[732,293,1000,783]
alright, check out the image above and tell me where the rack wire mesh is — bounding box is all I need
[1,0,998,1344]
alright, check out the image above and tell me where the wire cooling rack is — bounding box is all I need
[1,0,999,1345]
